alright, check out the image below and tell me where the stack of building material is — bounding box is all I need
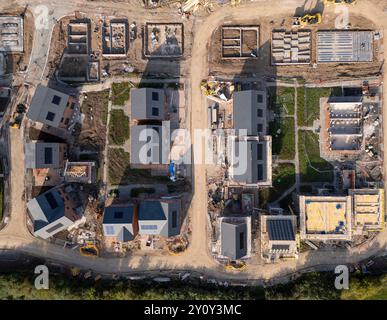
[271,30,311,65]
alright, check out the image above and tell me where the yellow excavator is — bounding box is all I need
[225,260,246,271]
[324,0,357,6]
[293,13,322,27]
[80,244,99,257]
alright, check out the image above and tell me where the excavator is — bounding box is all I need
[225,260,247,271]
[324,0,357,6]
[292,13,322,27]
[80,244,99,257]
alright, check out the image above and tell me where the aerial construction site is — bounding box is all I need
[0,0,386,290]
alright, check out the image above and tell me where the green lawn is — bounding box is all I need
[297,87,341,126]
[108,148,169,185]
[109,110,129,146]
[341,274,387,300]
[269,117,295,160]
[268,86,295,115]
[298,130,333,183]
[259,163,295,208]
[111,82,133,105]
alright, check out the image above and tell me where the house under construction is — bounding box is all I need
[260,215,298,261]
[102,19,128,56]
[349,189,385,234]
[64,161,96,184]
[0,16,23,52]
[271,29,311,65]
[299,195,353,241]
[320,96,364,156]
[317,30,373,63]
[221,25,259,59]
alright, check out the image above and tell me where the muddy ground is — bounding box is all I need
[74,89,110,153]
[1,6,34,74]
[44,10,194,81]
[208,12,383,82]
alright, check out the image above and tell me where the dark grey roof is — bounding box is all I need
[267,219,295,241]
[221,221,247,260]
[138,200,181,237]
[233,90,266,136]
[139,201,167,221]
[230,139,268,184]
[27,188,65,232]
[25,142,62,169]
[117,227,134,242]
[131,88,165,120]
[103,205,135,241]
[103,205,134,224]
[26,85,70,128]
[328,96,363,103]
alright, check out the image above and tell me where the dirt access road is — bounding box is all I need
[0,0,387,283]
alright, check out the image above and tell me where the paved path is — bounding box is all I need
[0,0,386,282]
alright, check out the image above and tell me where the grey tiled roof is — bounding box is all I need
[27,85,69,128]
[221,221,247,260]
[25,142,62,169]
[27,188,65,232]
[131,88,165,120]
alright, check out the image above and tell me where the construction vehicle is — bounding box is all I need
[293,13,322,27]
[225,260,246,271]
[80,244,99,257]
[324,0,357,6]
[10,104,26,129]
[10,113,24,129]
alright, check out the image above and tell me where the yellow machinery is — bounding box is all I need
[80,244,99,257]
[324,0,357,6]
[225,260,246,271]
[293,13,322,27]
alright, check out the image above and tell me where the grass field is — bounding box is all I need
[269,117,295,160]
[108,148,169,185]
[0,270,386,300]
[298,130,333,183]
[109,110,129,146]
[297,87,341,126]
[268,86,295,115]
[341,274,387,300]
[259,163,295,208]
[111,82,133,106]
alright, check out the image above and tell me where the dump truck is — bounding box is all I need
[293,13,322,27]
